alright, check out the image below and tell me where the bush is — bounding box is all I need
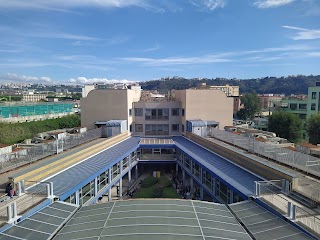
[158,176,172,188]
[162,187,180,198]
[152,186,163,198]
[141,176,158,188]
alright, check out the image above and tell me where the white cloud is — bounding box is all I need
[0,0,162,12]
[254,0,295,8]
[283,25,320,40]
[68,77,134,84]
[0,73,53,83]
[190,0,226,10]
[306,52,320,57]
[121,55,232,66]
[28,32,99,41]
[142,43,160,52]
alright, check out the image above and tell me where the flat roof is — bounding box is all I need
[1,199,313,240]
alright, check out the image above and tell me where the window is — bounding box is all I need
[134,108,143,116]
[182,124,185,132]
[312,92,317,99]
[135,124,143,132]
[182,108,185,116]
[129,109,132,116]
[299,104,307,110]
[145,124,169,135]
[311,103,316,111]
[290,103,297,110]
[172,124,179,132]
[172,108,179,116]
[145,108,169,120]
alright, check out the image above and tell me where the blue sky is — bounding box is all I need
[0,0,320,84]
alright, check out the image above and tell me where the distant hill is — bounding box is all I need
[139,75,320,95]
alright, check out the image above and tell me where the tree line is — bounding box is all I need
[0,114,81,145]
[140,75,320,95]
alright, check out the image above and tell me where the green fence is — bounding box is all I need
[0,103,74,118]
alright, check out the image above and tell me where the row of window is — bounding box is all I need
[133,108,184,118]
[135,124,181,134]
[289,103,318,111]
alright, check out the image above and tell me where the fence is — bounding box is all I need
[0,128,102,173]
[210,129,320,178]
[256,180,320,236]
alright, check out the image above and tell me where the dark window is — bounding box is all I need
[145,124,169,135]
[172,108,179,116]
[311,103,316,111]
[299,104,307,110]
[182,108,185,116]
[129,109,132,116]
[182,124,185,132]
[145,108,169,120]
[172,124,179,132]
[312,92,317,99]
[135,124,143,132]
[134,108,143,116]
[290,103,297,110]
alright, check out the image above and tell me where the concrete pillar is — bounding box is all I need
[75,190,80,206]
[108,167,112,201]
[17,181,22,197]
[128,169,132,183]
[7,204,12,222]
[13,202,17,219]
[292,205,296,221]
[94,177,98,197]
[189,177,193,194]
[47,184,51,198]
[228,189,234,204]
[287,202,293,219]
[255,181,260,197]
[120,160,123,173]
[119,178,123,197]
[108,187,112,201]
[21,180,25,194]
[182,170,185,185]
[200,187,204,200]
[50,182,54,198]
[212,177,216,196]
[135,165,138,180]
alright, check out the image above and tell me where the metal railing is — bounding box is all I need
[0,180,53,228]
[0,128,102,173]
[210,129,320,178]
[256,180,320,236]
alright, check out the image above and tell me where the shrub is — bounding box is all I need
[158,176,172,188]
[152,186,164,198]
[140,176,158,188]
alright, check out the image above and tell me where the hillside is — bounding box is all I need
[139,75,320,95]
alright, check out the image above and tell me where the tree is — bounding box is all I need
[268,111,303,143]
[236,93,261,120]
[307,114,320,145]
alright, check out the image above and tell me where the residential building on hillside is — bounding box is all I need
[281,82,320,120]
[22,93,47,102]
[209,84,239,97]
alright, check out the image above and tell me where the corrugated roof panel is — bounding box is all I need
[173,136,262,195]
[29,137,140,198]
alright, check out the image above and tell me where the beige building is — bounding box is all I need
[209,84,239,97]
[22,94,47,102]
[81,87,233,136]
[81,87,142,130]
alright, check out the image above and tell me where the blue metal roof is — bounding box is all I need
[173,136,263,195]
[29,136,262,199]
[31,137,140,199]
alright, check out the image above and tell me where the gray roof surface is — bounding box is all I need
[54,199,252,240]
[230,201,314,240]
[0,202,77,240]
[0,200,314,240]
[173,137,262,195]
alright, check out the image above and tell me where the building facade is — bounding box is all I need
[81,87,233,136]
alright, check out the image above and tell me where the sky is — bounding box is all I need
[0,0,320,85]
